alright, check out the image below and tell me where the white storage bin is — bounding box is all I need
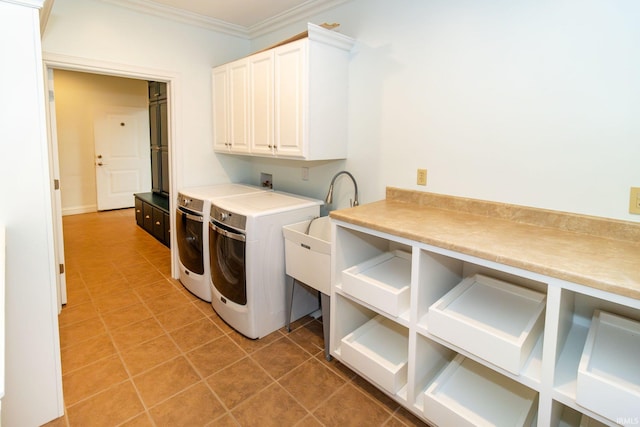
[424,354,538,427]
[576,310,640,425]
[340,315,408,394]
[283,217,331,295]
[341,250,411,317]
[428,274,546,374]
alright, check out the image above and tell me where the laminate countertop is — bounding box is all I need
[329,187,640,300]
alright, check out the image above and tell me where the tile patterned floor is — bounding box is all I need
[44,208,430,427]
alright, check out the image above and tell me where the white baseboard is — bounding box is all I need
[62,205,96,216]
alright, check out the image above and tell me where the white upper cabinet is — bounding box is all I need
[212,58,251,154]
[249,50,274,156]
[212,23,355,160]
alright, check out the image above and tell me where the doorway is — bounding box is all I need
[53,70,152,214]
[44,54,180,310]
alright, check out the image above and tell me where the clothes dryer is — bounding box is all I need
[208,191,322,338]
[175,184,266,301]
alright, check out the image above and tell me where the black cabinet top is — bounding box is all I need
[134,192,169,212]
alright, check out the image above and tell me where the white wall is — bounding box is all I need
[247,0,640,222]
[42,0,252,190]
[0,1,64,425]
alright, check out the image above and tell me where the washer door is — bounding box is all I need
[176,208,204,275]
[209,220,247,305]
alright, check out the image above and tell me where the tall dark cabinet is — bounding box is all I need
[148,81,169,195]
[134,81,170,247]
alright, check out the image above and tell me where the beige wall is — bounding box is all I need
[54,70,148,214]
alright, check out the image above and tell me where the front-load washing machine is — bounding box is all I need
[175,183,266,301]
[208,191,322,339]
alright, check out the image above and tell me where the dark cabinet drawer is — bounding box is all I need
[142,202,154,233]
[163,212,170,246]
[152,207,165,241]
[135,198,144,227]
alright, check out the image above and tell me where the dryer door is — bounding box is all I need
[176,208,204,274]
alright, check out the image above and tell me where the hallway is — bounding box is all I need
[44,208,427,426]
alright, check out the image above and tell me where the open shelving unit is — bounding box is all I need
[330,220,640,427]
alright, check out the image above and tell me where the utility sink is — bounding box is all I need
[283,216,332,295]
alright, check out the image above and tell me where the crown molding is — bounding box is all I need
[100,0,249,38]
[99,0,353,40]
[247,0,352,38]
[2,0,45,8]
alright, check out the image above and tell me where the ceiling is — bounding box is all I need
[99,0,352,38]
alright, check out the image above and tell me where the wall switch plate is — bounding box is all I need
[630,187,640,214]
[417,168,427,186]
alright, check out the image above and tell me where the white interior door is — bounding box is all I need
[45,68,67,309]
[94,108,151,211]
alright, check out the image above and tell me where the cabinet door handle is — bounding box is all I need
[145,215,150,219]
[155,221,161,225]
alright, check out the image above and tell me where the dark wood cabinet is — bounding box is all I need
[134,192,170,248]
[148,81,169,197]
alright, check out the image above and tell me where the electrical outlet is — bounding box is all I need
[417,168,427,186]
[630,187,640,214]
[260,172,273,189]
[301,167,309,181]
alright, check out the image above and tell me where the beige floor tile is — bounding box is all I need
[252,336,311,380]
[169,317,224,352]
[227,329,282,354]
[143,287,191,315]
[61,333,116,374]
[118,412,155,427]
[59,317,107,349]
[101,302,153,330]
[287,318,325,356]
[120,334,180,376]
[149,382,226,425]
[154,302,206,331]
[62,355,129,405]
[133,279,177,300]
[92,288,141,313]
[279,358,346,411]
[133,356,201,407]
[187,335,246,378]
[66,380,145,427]
[231,383,308,427]
[110,317,165,350]
[125,269,167,288]
[58,301,99,328]
[207,357,273,410]
[313,383,393,426]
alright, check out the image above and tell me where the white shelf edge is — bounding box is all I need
[418,328,544,391]
[335,285,411,328]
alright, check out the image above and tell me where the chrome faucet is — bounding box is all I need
[325,171,359,208]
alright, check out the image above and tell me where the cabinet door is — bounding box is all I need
[228,59,250,153]
[159,100,168,149]
[160,149,169,195]
[150,147,162,194]
[274,40,307,158]
[212,66,230,151]
[249,51,274,156]
[135,197,144,227]
[142,202,154,233]
[163,212,170,247]
[152,207,165,242]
